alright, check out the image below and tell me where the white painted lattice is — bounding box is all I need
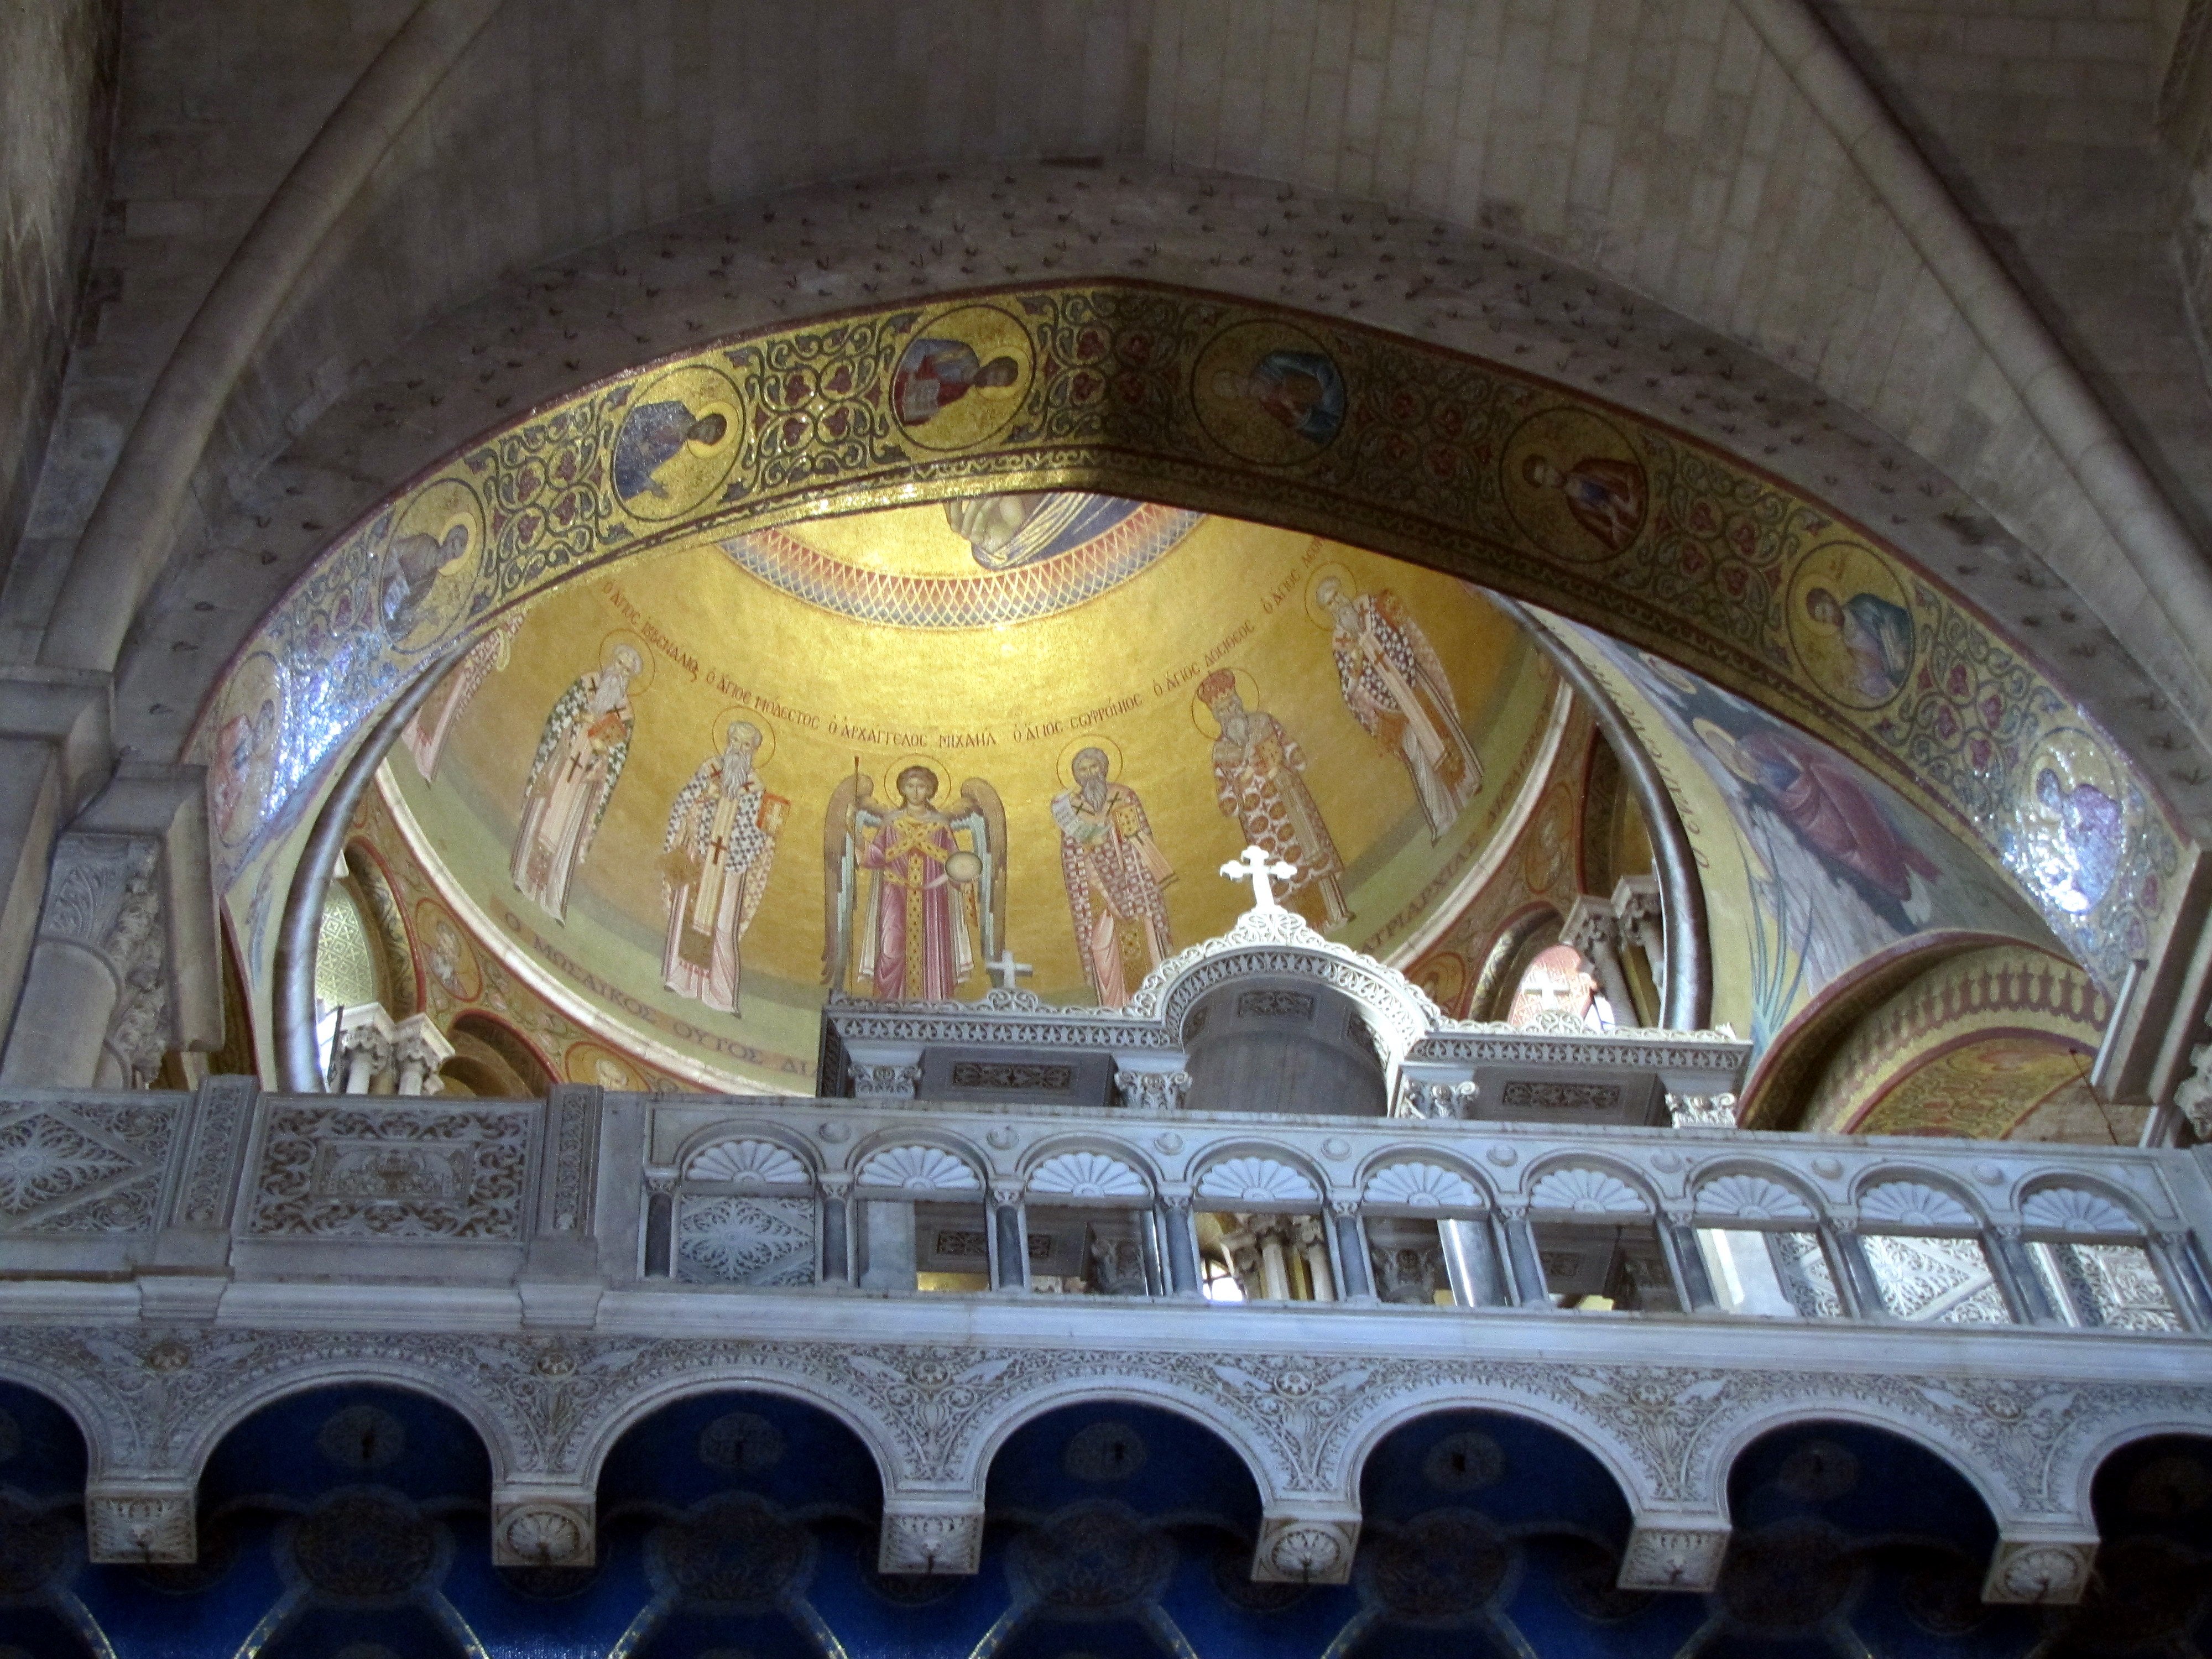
[677,1196,817,1287]
[1864,1234,2010,1324]
[2031,1241,2182,1333]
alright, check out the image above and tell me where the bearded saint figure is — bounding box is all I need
[1053,747,1175,1009]
[660,721,787,1014]
[1201,670,1351,928]
[511,645,641,920]
[1316,575,1482,839]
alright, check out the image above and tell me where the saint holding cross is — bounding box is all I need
[512,643,643,921]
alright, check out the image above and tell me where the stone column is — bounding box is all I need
[391,1013,454,1096]
[1160,1193,1202,1298]
[643,1173,676,1278]
[85,1478,197,1564]
[1986,1224,2063,1326]
[1612,874,1667,1019]
[1439,1217,1510,1307]
[1293,1215,1336,1302]
[990,1183,1029,1292]
[879,1501,986,1575]
[334,1004,396,1093]
[1328,1199,1374,1302]
[1563,895,1639,1028]
[1824,1220,1886,1321]
[1,762,218,1088]
[818,1175,852,1286]
[1254,1220,1294,1301]
[0,669,112,1058]
[1496,1202,1552,1307]
[1619,1517,1731,1591]
[859,1199,918,1291]
[1658,1208,1719,1312]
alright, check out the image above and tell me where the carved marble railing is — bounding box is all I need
[0,1078,2207,1607]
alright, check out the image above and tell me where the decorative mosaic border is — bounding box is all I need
[196,283,2184,989]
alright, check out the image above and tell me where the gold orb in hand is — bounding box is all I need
[946,850,984,884]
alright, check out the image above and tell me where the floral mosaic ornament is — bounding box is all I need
[197,284,2180,989]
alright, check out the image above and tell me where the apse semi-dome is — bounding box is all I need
[377,496,1568,1091]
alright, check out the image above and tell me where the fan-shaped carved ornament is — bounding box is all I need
[1692,1174,1814,1223]
[1860,1181,1977,1230]
[855,1144,982,1192]
[2021,1186,2138,1237]
[685,1139,810,1186]
[1528,1166,1647,1214]
[1196,1156,1321,1206]
[1363,1161,1480,1210]
[1027,1151,1149,1201]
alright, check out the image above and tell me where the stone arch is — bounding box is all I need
[591,1385,886,1517]
[963,1379,1285,1511]
[1702,1400,2017,1528]
[441,1009,556,1098]
[208,276,2176,1063]
[1339,1390,1655,1520]
[0,1372,96,1484]
[1467,901,1564,1024]
[174,1363,514,1491]
[567,1371,909,1503]
[2067,1422,2212,1525]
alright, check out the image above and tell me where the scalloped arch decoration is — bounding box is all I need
[2021,1186,2138,1237]
[855,1145,982,1192]
[685,1138,810,1186]
[1027,1151,1149,1201]
[1860,1181,1979,1230]
[1693,1173,1815,1223]
[1196,1156,1321,1206]
[1529,1166,1648,1215]
[1363,1161,1480,1209]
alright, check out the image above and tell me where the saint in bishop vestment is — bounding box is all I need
[510,644,641,920]
[660,721,787,1014]
[1052,746,1175,1009]
[1199,671,1351,928]
[1316,575,1482,840]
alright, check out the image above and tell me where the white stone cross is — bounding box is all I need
[1220,844,1298,911]
[985,948,1034,992]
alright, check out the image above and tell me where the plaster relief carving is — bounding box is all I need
[878,1507,985,1574]
[1617,1522,1730,1591]
[1251,1514,1358,1583]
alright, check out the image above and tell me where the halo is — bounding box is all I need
[687,397,742,455]
[708,706,775,769]
[885,753,949,800]
[1056,732,1124,789]
[1304,561,1358,630]
[598,628,656,696]
[1691,717,1755,784]
[1190,666,1261,740]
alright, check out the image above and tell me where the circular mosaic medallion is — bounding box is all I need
[1421,1430,1503,1493]
[889,305,1034,452]
[1898,1550,1987,1636]
[1192,320,1348,466]
[614,363,744,521]
[1062,1421,1149,1483]
[316,1405,408,1472]
[291,1491,439,1599]
[1366,1508,1510,1624]
[1500,408,1648,562]
[373,477,486,655]
[1786,541,1916,711]
[208,648,286,851]
[2015,728,2127,915]
[1715,1519,1856,1633]
[697,1411,787,1475]
[655,1494,809,1610]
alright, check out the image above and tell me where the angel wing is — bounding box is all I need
[954,778,1009,967]
[821,773,876,988]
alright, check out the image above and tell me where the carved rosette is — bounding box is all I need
[1252,1512,1359,1583]
[1618,1520,1731,1590]
[86,1485,197,1564]
[493,1495,596,1567]
[1982,1536,2097,1605]
[878,1505,985,1574]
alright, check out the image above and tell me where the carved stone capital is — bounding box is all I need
[878,1503,984,1574]
[1619,1519,1731,1591]
[989,1183,1024,1209]
[86,1481,196,1563]
[493,1491,596,1567]
[1252,1510,1359,1583]
[852,1063,921,1100]
[817,1173,852,1200]
[1666,1091,1739,1129]
[1983,1535,2096,1604]
[1115,1068,1191,1113]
